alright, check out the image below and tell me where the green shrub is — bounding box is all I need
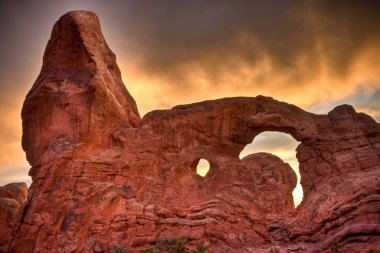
[138,238,225,253]
[112,245,128,253]
[189,244,208,253]
[156,238,188,253]
[139,248,154,253]
[269,247,279,253]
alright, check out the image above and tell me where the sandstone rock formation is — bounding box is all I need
[5,10,380,252]
[21,10,140,168]
[0,183,27,252]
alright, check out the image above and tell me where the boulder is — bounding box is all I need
[0,183,27,252]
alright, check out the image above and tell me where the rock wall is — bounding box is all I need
[5,10,380,252]
[0,183,27,252]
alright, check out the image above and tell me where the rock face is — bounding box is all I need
[21,11,140,168]
[6,10,380,252]
[0,183,27,252]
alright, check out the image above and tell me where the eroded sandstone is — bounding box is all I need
[0,183,27,252]
[4,10,380,252]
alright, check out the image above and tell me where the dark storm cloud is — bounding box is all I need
[1,0,379,94]
[119,0,380,88]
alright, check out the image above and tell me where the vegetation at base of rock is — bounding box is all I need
[191,244,208,253]
[139,248,154,253]
[112,245,128,253]
[269,247,280,253]
[138,238,226,253]
[156,238,188,252]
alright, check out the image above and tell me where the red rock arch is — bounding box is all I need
[11,11,380,253]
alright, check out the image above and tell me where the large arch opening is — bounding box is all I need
[239,132,303,207]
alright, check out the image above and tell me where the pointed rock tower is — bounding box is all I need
[22,11,140,167]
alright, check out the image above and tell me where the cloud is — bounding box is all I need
[308,85,380,122]
[2,0,379,114]
[240,132,300,168]
[243,132,299,153]
[355,89,380,122]
[0,167,31,186]
[114,0,380,114]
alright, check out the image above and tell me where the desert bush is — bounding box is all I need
[138,238,226,253]
[112,245,128,253]
[156,238,188,253]
[189,244,208,253]
[139,248,154,253]
[269,247,279,253]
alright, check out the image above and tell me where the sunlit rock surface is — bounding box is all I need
[5,11,380,252]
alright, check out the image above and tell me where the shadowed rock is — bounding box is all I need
[5,10,380,252]
[0,183,27,252]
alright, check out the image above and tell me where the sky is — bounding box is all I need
[0,0,379,205]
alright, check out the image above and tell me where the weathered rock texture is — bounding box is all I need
[0,183,27,252]
[6,10,380,252]
[21,11,140,168]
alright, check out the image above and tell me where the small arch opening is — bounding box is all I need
[195,158,210,177]
[240,132,303,207]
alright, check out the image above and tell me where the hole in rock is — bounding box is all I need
[195,159,210,177]
[239,132,303,207]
